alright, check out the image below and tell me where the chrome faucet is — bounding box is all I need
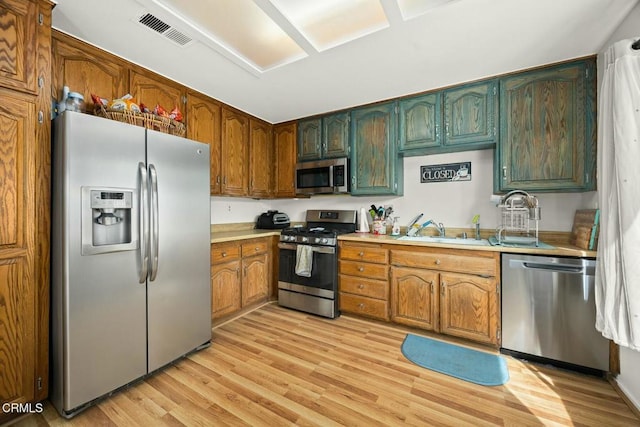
[432,222,446,237]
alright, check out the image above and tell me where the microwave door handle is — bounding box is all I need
[328,165,334,188]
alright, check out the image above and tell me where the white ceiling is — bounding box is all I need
[52,0,638,123]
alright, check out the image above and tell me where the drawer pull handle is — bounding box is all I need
[358,303,365,309]
[358,284,364,289]
[358,267,364,272]
[222,252,227,257]
[358,251,364,257]
[435,259,441,265]
[255,247,259,251]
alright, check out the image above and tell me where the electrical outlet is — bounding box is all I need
[227,204,231,212]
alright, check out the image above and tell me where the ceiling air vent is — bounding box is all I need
[136,12,193,47]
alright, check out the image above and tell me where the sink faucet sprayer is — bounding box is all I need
[407,219,445,237]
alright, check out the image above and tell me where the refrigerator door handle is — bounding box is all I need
[138,162,149,283]
[149,163,159,281]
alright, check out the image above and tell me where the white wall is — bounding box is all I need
[599,1,640,412]
[210,197,271,224]
[212,149,596,232]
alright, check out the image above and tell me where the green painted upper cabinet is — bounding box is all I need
[398,79,497,156]
[443,80,498,148]
[298,113,350,161]
[495,58,596,193]
[399,92,442,151]
[297,118,322,161]
[322,112,350,159]
[350,102,403,196]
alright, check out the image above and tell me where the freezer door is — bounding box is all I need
[51,112,148,413]
[145,129,212,371]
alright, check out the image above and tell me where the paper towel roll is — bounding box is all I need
[358,207,370,232]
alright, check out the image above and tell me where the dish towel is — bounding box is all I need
[295,245,313,277]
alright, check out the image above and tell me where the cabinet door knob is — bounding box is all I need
[358,251,364,257]
[255,247,259,251]
[358,266,364,272]
[358,284,364,289]
[435,259,441,265]
[358,303,365,309]
[222,252,227,257]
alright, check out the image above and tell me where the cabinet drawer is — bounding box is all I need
[390,250,496,277]
[340,293,389,321]
[241,239,269,257]
[211,243,241,264]
[340,244,388,264]
[339,260,388,280]
[339,275,388,300]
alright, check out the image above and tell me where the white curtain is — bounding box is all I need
[595,37,640,351]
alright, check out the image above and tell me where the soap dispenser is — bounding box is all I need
[391,217,400,236]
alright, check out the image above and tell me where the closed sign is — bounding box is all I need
[420,162,471,183]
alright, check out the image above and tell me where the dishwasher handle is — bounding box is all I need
[509,259,594,275]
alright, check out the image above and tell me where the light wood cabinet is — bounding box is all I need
[390,247,500,346]
[187,91,222,194]
[0,0,51,423]
[249,118,273,198]
[221,107,250,196]
[129,69,186,115]
[51,31,128,110]
[211,238,271,321]
[0,0,38,94]
[390,267,439,331]
[338,242,389,321]
[211,242,242,319]
[240,239,270,308]
[273,122,297,198]
[496,58,596,192]
[439,272,498,344]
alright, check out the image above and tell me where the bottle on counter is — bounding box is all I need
[391,217,400,236]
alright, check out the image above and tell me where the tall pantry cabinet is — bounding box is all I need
[0,0,52,423]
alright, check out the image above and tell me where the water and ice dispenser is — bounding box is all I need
[81,187,138,255]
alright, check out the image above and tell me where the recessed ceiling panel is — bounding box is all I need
[270,0,389,51]
[155,0,306,71]
[397,0,454,20]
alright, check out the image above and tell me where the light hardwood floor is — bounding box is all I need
[13,303,640,426]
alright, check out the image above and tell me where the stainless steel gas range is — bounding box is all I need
[278,210,357,318]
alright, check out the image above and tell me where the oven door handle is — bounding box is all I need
[278,242,336,254]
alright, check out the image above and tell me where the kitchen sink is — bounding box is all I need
[397,236,491,246]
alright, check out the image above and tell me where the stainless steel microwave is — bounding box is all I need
[295,158,350,195]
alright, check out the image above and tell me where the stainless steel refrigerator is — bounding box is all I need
[51,111,211,417]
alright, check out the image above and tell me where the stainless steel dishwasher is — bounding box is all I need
[501,253,609,374]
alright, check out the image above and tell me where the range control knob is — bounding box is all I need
[314,237,321,244]
[301,236,309,243]
[321,238,329,244]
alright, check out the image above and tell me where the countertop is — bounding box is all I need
[210,227,597,258]
[210,229,281,244]
[338,232,597,258]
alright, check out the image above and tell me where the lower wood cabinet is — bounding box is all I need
[338,241,501,346]
[390,247,500,346]
[211,237,271,320]
[338,242,390,321]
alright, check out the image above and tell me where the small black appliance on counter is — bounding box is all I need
[256,210,290,229]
